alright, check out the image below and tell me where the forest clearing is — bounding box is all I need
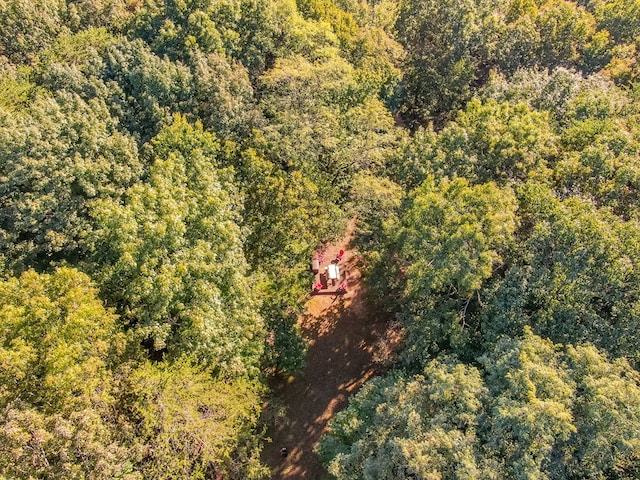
[262,222,398,479]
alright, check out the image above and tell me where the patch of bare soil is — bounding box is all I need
[260,221,398,479]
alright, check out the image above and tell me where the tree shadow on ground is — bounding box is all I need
[261,225,392,479]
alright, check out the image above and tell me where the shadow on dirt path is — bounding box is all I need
[261,221,395,479]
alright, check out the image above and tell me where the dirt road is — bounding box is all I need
[261,224,392,479]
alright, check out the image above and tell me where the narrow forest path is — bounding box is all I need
[261,220,395,479]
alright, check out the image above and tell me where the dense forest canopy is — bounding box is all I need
[1,0,639,478]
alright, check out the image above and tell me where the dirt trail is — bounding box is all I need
[261,221,393,479]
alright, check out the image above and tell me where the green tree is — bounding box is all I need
[234,148,338,373]
[257,54,399,201]
[90,117,264,374]
[318,358,487,480]
[101,38,194,142]
[189,50,259,138]
[482,68,640,217]
[320,329,640,479]
[430,98,557,185]
[386,96,558,193]
[565,344,640,479]
[0,0,69,64]
[0,90,141,272]
[554,83,640,217]
[482,328,640,479]
[482,329,576,480]
[296,0,360,54]
[0,268,135,479]
[385,126,439,191]
[396,176,517,363]
[481,67,623,127]
[19,35,195,144]
[534,0,597,70]
[65,0,135,31]
[348,172,403,253]
[0,269,270,479]
[128,0,282,77]
[496,0,603,74]
[592,0,640,45]
[126,359,267,479]
[394,0,493,126]
[483,184,640,364]
[494,0,541,75]
[128,0,225,60]
[34,30,258,141]
[0,59,39,112]
[394,0,614,126]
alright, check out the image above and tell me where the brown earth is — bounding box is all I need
[260,221,400,479]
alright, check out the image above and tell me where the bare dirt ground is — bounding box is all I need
[260,221,399,479]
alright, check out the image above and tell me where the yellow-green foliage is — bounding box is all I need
[0,268,133,479]
[128,359,267,479]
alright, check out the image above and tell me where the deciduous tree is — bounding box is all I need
[90,117,264,374]
[0,268,135,479]
[396,176,517,364]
